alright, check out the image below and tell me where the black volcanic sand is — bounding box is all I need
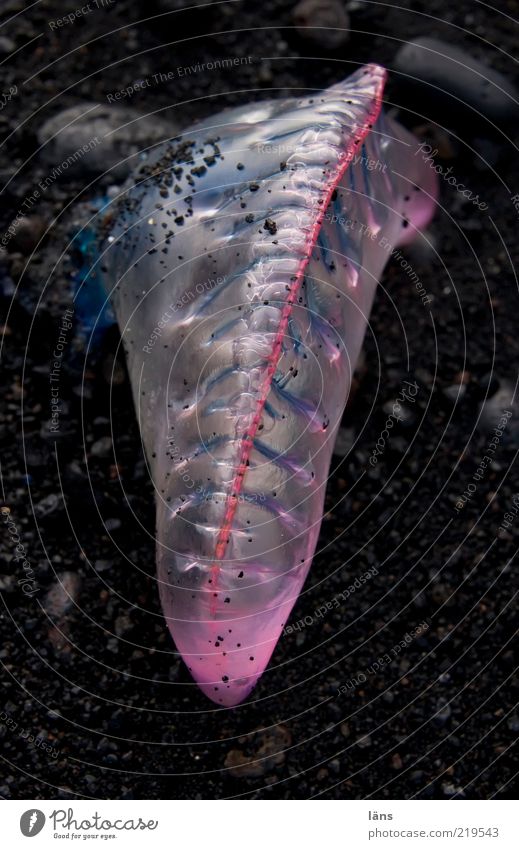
[0,0,518,800]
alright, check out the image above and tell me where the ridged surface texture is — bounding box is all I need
[102,64,437,705]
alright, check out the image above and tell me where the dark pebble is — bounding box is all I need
[10,215,47,255]
[292,0,350,50]
[393,38,519,130]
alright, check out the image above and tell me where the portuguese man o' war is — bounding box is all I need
[99,63,437,706]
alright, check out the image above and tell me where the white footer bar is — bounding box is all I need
[3,799,515,848]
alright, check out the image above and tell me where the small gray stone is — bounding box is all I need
[34,493,62,518]
[0,575,16,592]
[293,0,350,50]
[382,398,416,426]
[0,37,15,55]
[114,613,132,637]
[435,697,452,724]
[443,384,466,403]
[44,572,81,618]
[393,38,519,129]
[332,426,354,456]
[90,436,113,458]
[0,273,15,297]
[37,103,176,180]
[478,382,517,442]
